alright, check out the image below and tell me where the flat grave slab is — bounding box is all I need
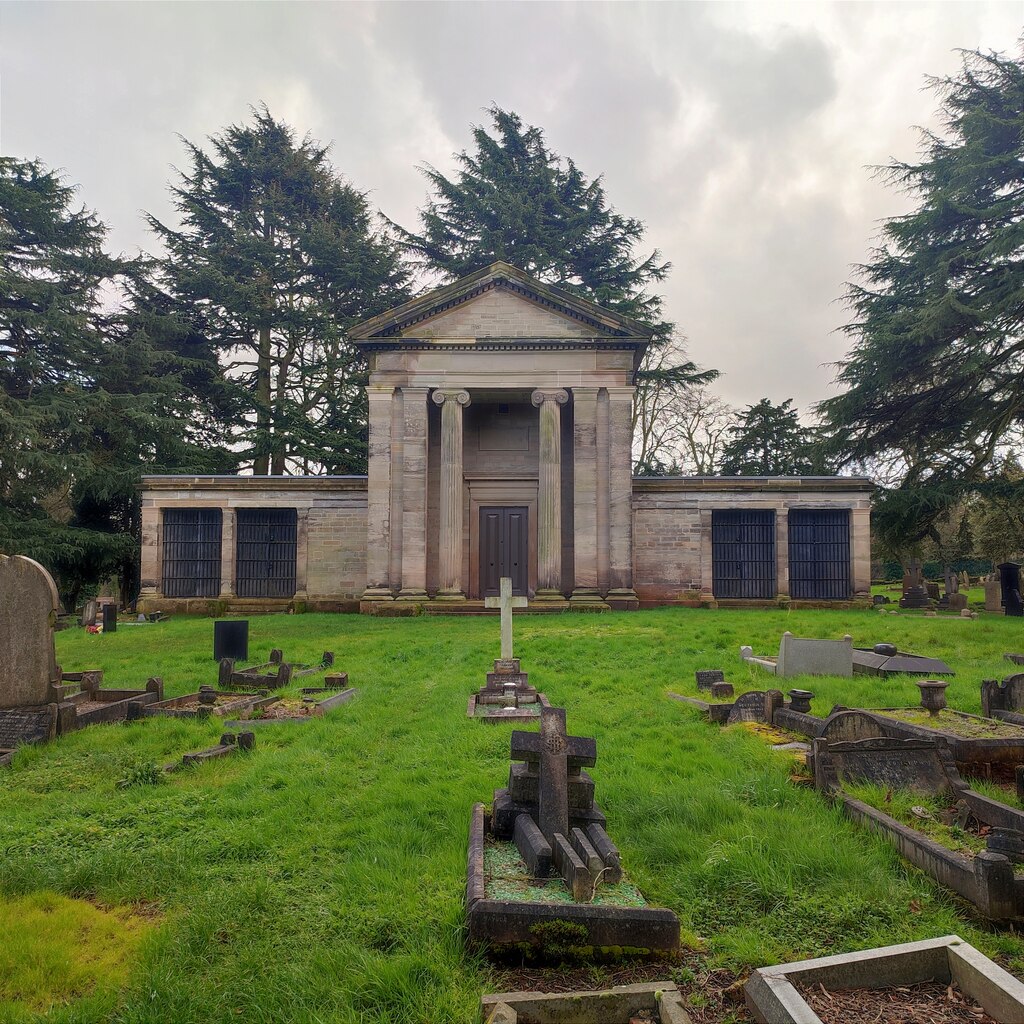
[745,935,1024,1024]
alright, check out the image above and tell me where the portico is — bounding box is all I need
[351,262,648,610]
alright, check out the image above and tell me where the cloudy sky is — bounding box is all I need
[2,2,1020,414]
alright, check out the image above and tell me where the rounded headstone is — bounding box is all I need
[0,555,60,708]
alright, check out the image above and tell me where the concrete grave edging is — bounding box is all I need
[481,981,691,1023]
[745,934,1024,1024]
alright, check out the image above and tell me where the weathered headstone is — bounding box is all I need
[726,691,770,725]
[80,599,98,627]
[814,736,962,797]
[776,632,853,677]
[947,592,968,612]
[0,555,60,708]
[695,669,725,691]
[986,579,1003,612]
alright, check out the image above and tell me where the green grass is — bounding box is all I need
[0,607,1022,1021]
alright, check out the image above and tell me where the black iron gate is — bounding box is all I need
[788,509,851,600]
[162,509,222,597]
[712,510,776,599]
[236,508,298,599]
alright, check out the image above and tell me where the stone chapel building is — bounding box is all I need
[138,263,871,613]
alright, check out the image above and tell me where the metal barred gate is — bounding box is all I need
[788,509,851,600]
[712,510,776,599]
[235,508,298,599]
[161,509,222,597]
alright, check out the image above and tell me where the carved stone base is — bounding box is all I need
[605,588,639,611]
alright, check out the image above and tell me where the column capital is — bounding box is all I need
[531,388,568,407]
[431,388,471,408]
[605,385,635,400]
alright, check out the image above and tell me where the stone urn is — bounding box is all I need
[788,689,814,714]
[916,679,949,717]
[198,686,218,706]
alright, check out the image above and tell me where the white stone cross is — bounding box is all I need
[484,576,527,659]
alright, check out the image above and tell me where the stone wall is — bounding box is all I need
[139,476,368,613]
[631,477,873,607]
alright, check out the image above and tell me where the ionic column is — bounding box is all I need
[570,387,605,606]
[605,386,638,608]
[432,388,471,600]
[220,508,236,598]
[397,386,430,601]
[532,388,568,599]
[362,386,395,601]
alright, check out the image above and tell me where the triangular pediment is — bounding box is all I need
[349,262,653,343]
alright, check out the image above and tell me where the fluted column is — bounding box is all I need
[570,387,606,606]
[605,386,639,609]
[361,386,395,601]
[532,388,568,599]
[397,386,430,601]
[432,388,471,600]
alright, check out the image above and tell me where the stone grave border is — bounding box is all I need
[132,688,276,721]
[165,730,256,772]
[745,934,1024,1024]
[222,687,356,727]
[466,804,680,959]
[59,673,164,729]
[218,649,336,690]
[812,734,1024,921]
[467,691,551,723]
[480,981,690,1023]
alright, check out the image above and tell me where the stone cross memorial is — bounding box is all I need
[491,706,626,902]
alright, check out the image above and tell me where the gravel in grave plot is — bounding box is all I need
[484,837,646,907]
[797,980,996,1024]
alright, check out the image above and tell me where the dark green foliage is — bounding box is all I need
[718,399,829,476]
[396,105,717,409]
[147,106,411,475]
[821,48,1024,539]
[0,157,223,606]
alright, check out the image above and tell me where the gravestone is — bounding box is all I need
[900,560,931,609]
[926,582,941,602]
[817,737,958,795]
[473,578,539,718]
[213,620,249,661]
[0,555,60,708]
[1000,563,1024,617]
[947,592,968,612]
[102,603,117,633]
[820,710,888,743]
[726,691,771,725]
[776,632,853,677]
[986,579,1003,612]
[80,599,98,627]
[695,669,725,691]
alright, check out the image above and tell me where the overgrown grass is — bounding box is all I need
[0,607,1022,1021]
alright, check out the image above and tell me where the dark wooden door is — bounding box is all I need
[236,508,298,598]
[789,509,851,600]
[479,506,528,598]
[712,509,776,599]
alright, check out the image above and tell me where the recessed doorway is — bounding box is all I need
[479,506,528,598]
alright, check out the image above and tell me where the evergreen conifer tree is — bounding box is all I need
[397,106,717,405]
[718,398,826,476]
[148,107,411,475]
